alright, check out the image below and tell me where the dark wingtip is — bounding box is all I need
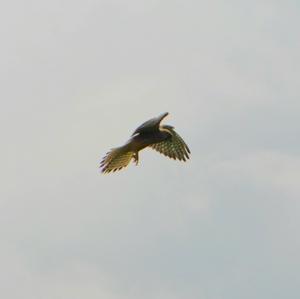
[158,112,169,122]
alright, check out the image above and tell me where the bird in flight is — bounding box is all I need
[100,112,190,173]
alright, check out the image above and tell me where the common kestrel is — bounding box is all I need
[100,112,190,173]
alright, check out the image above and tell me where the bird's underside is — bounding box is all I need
[100,113,190,173]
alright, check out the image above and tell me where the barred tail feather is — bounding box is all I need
[100,146,134,173]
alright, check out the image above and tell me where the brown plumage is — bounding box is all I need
[100,112,190,173]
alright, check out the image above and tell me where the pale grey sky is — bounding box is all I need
[1,1,300,298]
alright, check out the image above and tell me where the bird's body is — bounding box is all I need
[100,112,190,173]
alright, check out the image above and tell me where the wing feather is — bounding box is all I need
[150,127,190,161]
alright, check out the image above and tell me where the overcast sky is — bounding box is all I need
[1,1,300,298]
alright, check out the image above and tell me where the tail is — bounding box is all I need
[100,146,135,173]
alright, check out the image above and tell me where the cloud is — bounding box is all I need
[1,0,300,298]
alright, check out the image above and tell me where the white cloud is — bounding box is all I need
[1,0,300,298]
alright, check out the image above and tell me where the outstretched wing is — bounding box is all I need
[100,146,134,173]
[149,126,190,161]
[131,112,169,136]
